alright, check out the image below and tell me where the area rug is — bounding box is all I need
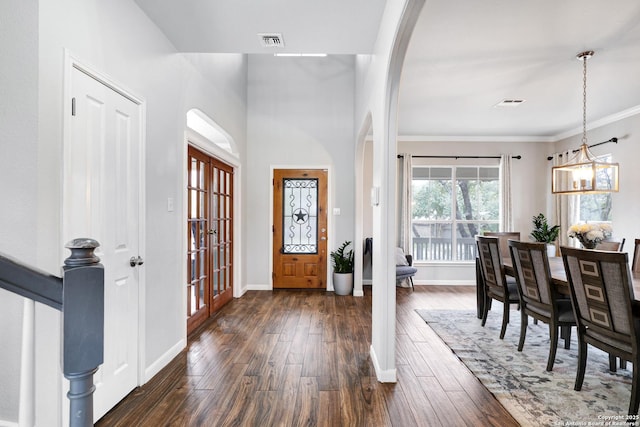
[416,307,634,427]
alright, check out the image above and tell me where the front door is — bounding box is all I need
[65,65,142,421]
[187,146,234,334]
[273,169,328,288]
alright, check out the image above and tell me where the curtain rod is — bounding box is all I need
[397,154,522,160]
[546,137,617,161]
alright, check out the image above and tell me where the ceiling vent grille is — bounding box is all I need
[258,33,284,48]
[495,99,526,107]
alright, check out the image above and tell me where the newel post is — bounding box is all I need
[61,238,104,427]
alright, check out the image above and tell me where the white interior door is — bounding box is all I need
[64,65,142,421]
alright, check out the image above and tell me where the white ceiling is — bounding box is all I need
[135,0,640,140]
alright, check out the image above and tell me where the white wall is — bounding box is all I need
[553,113,640,245]
[0,0,39,423]
[0,0,247,424]
[245,54,356,288]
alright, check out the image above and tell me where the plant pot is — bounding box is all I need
[546,244,556,258]
[333,272,353,295]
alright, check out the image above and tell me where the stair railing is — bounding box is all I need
[0,238,104,427]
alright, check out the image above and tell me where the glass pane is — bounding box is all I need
[190,285,197,314]
[455,181,476,220]
[455,232,477,261]
[477,179,499,220]
[199,250,205,278]
[190,158,198,187]
[198,280,205,309]
[199,192,206,218]
[189,252,196,282]
[190,189,197,218]
[410,223,452,261]
[213,272,219,296]
[580,194,612,221]
[412,174,452,220]
[282,178,318,253]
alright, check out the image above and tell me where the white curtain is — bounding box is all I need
[499,154,513,231]
[552,151,579,248]
[397,154,412,253]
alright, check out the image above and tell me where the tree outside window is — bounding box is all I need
[412,166,500,262]
[578,154,613,222]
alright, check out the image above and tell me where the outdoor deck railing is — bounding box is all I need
[412,237,477,261]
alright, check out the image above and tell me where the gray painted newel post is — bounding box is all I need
[62,238,104,427]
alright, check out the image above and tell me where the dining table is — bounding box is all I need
[501,255,640,299]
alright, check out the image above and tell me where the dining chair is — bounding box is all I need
[508,241,576,371]
[633,239,640,274]
[561,246,640,416]
[596,238,626,252]
[484,231,521,258]
[476,236,520,339]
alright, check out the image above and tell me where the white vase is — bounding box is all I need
[546,244,556,258]
[333,272,353,295]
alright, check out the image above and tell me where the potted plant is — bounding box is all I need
[330,240,354,295]
[530,213,560,257]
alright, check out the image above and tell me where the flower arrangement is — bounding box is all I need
[567,222,612,249]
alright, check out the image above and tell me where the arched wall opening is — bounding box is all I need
[354,112,373,297]
[181,109,243,345]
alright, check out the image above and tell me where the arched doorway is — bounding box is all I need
[185,109,239,334]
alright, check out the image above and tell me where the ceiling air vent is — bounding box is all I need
[258,33,284,48]
[495,99,526,107]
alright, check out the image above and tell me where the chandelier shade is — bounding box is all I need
[551,143,619,194]
[551,50,620,195]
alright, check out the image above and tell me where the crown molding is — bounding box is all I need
[395,135,554,143]
[366,104,640,144]
[553,104,640,141]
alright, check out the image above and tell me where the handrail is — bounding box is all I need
[0,254,63,310]
[0,238,104,427]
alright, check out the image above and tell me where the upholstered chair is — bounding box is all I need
[476,236,520,339]
[561,247,640,416]
[509,240,575,371]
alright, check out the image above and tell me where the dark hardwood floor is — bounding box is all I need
[96,286,518,426]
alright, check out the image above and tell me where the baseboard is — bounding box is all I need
[246,283,271,291]
[144,339,185,383]
[369,345,397,383]
[414,280,475,286]
[0,419,18,427]
[352,289,364,297]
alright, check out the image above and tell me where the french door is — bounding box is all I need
[187,146,234,334]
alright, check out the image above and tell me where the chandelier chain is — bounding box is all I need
[582,55,588,145]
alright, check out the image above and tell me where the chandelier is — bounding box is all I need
[551,51,619,194]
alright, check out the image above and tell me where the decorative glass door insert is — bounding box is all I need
[282,178,318,254]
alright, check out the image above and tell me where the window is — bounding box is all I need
[578,154,613,222]
[411,166,500,262]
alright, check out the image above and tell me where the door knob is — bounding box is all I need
[129,256,144,267]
